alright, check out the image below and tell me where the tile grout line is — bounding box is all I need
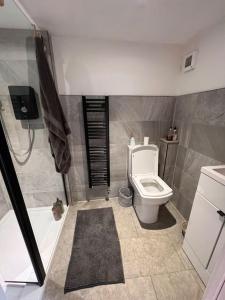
[149,275,159,300]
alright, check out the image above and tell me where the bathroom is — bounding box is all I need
[0,0,225,299]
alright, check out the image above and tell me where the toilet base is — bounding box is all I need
[133,190,160,223]
[134,202,159,224]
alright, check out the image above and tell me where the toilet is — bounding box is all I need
[128,144,173,224]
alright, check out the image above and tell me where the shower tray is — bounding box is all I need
[0,206,68,283]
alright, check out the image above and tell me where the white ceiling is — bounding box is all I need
[20,0,225,44]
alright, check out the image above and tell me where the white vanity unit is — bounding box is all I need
[183,165,225,285]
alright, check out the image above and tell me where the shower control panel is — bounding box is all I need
[8,86,39,120]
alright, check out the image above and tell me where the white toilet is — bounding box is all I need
[128,144,173,224]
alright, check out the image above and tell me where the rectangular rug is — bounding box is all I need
[64,207,125,293]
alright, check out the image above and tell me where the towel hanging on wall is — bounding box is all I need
[35,36,71,174]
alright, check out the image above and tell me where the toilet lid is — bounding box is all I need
[131,144,158,176]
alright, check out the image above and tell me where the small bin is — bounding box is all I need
[118,187,133,207]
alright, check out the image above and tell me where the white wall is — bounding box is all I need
[52,20,225,96]
[176,20,225,95]
[52,36,181,96]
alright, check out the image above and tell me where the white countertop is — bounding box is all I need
[201,165,225,186]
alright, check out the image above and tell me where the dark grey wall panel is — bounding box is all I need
[172,88,225,219]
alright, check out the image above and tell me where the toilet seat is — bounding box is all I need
[132,174,172,198]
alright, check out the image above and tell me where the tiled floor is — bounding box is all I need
[42,199,205,300]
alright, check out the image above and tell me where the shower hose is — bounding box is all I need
[0,103,35,165]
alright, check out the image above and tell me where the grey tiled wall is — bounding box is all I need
[60,95,175,201]
[0,173,10,219]
[172,88,225,219]
[61,90,225,220]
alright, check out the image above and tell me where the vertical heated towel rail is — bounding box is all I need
[82,96,110,188]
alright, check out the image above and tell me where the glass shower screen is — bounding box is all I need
[0,0,68,286]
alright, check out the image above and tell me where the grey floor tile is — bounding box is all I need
[169,270,204,300]
[152,270,203,300]
[126,277,157,300]
[151,273,175,300]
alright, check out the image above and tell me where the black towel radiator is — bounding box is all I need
[82,96,110,190]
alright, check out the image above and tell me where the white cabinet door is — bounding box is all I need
[185,192,224,268]
[208,223,225,273]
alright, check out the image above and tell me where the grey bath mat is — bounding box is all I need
[64,207,125,293]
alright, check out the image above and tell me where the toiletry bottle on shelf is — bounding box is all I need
[144,136,149,145]
[130,137,135,146]
[172,127,178,141]
[167,127,173,141]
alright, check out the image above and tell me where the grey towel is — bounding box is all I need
[35,36,71,174]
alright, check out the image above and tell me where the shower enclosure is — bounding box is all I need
[0,1,68,288]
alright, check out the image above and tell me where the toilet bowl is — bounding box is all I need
[128,144,173,224]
